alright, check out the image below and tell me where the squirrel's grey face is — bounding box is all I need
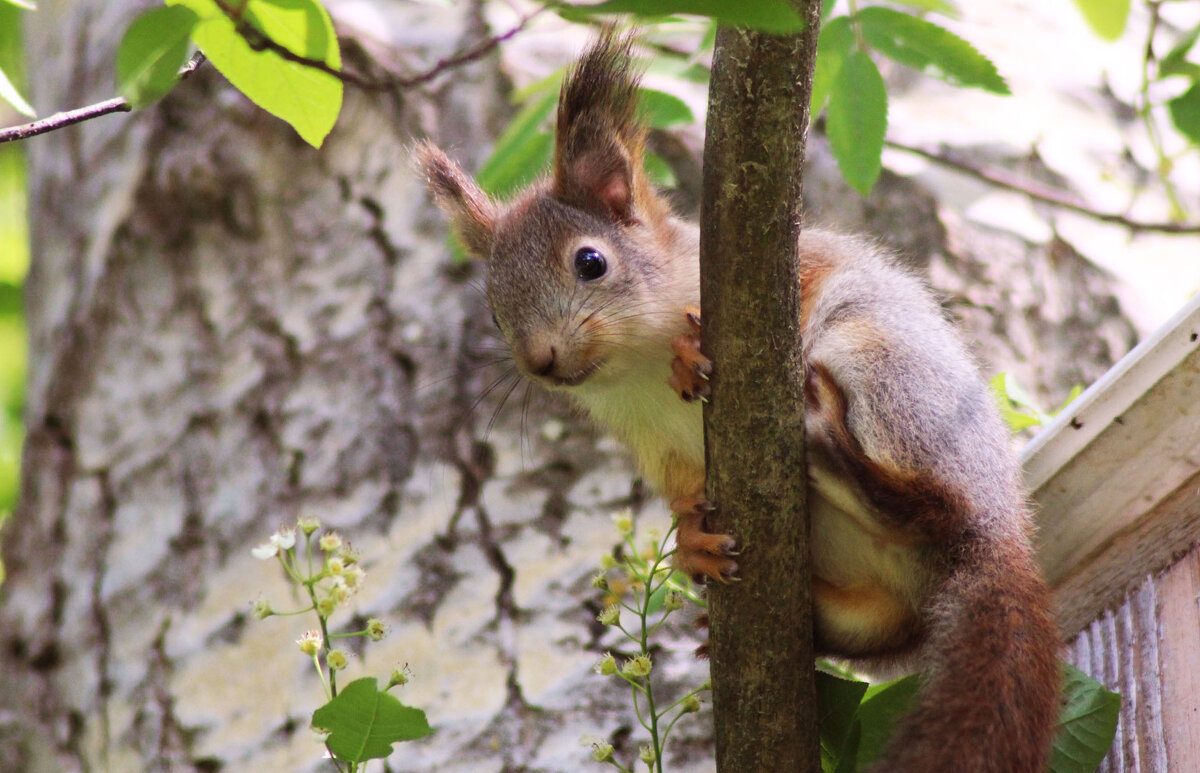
[487,197,650,390]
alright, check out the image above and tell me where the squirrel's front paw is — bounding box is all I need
[668,306,711,402]
[670,494,737,583]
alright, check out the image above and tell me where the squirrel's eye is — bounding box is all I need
[573,247,608,281]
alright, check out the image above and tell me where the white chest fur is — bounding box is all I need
[571,355,705,495]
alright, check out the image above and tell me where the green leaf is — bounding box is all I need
[1049,664,1120,773]
[887,0,959,15]
[560,0,805,34]
[477,87,558,197]
[856,7,1009,94]
[816,667,870,769]
[643,150,677,188]
[638,88,694,129]
[1168,82,1200,145]
[1070,0,1131,41]
[0,0,35,9]
[311,677,432,763]
[853,674,920,767]
[167,0,343,147]
[116,6,199,107]
[0,66,32,118]
[1159,24,1200,79]
[811,15,853,120]
[826,49,887,196]
[1053,384,1084,416]
[0,4,32,118]
[990,372,1049,432]
[832,720,861,773]
[644,580,671,614]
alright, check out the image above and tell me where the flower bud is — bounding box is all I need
[366,618,387,641]
[596,604,620,626]
[386,667,410,690]
[319,531,343,552]
[343,565,365,588]
[590,573,609,591]
[623,654,652,678]
[594,652,618,676]
[612,510,634,536]
[681,693,702,714]
[326,649,348,671]
[591,742,615,762]
[297,515,321,535]
[664,591,684,612]
[639,745,657,764]
[251,599,273,620]
[297,630,322,656]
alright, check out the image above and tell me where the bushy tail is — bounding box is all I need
[870,535,1061,773]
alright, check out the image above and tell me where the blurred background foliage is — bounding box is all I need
[0,2,28,521]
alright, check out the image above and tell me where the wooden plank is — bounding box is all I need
[1032,337,1200,588]
[1017,292,1200,637]
[1131,580,1168,771]
[1155,550,1200,772]
[1050,467,1200,636]
[1066,554,1200,772]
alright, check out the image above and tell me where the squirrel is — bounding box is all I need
[417,29,1061,773]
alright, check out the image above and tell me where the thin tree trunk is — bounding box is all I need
[700,6,824,771]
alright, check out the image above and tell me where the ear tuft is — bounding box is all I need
[552,29,646,224]
[415,141,497,258]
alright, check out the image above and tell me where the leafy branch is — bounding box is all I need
[0,52,206,144]
[0,0,540,148]
[209,0,542,91]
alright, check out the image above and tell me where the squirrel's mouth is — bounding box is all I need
[542,360,602,388]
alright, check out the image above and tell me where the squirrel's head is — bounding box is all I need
[417,30,690,391]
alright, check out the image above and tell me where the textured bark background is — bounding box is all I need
[0,2,1139,773]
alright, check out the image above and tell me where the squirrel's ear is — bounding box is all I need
[551,30,642,223]
[553,134,635,222]
[416,141,497,258]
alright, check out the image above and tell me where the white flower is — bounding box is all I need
[251,541,279,560]
[274,527,296,550]
[252,527,297,559]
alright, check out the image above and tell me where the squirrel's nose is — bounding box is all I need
[526,346,557,378]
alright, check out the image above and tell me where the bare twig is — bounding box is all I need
[0,52,207,145]
[888,139,1200,234]
[0,98,131,144]
[213,0,541,91]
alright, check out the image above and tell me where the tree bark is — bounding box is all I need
[700,7,823,772]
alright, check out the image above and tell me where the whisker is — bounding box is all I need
[470,365,520,419]
[519,379,535,466]
[416,356,511,392]
[485,372,524,439]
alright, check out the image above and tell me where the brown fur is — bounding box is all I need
[418,31,1061,773]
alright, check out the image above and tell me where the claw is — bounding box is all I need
[668,305,712,403]
[671,495,738,583]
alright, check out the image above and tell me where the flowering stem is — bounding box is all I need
[303,578,339,697]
